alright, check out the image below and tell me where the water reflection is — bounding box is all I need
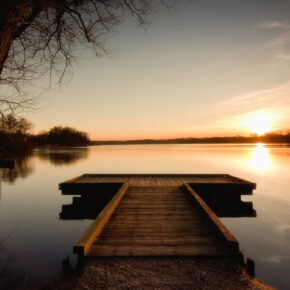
[0,151,34,184]
[0,147,89,185]
[35,147,88,166]
[249,143,271,172]
[0,144,289,289]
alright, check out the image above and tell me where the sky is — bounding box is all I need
[26,0,290,140]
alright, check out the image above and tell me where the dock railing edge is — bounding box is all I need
[59,174,84,189]
[184,183,239,251]
[226,174,257,189]
[73,182,129,256]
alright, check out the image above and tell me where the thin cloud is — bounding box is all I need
[215,83,290,131]
[215,82,290,111]
[258,21,289,29]
[267,34,290,48]
[183,83,290,136]
[256,20,290,69]
[276,53,290,61]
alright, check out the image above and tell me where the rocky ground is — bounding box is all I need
[47,257,274,290]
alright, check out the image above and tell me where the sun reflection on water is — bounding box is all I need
[249,143,271,171]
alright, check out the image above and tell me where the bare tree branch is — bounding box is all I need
[0,0,175,116]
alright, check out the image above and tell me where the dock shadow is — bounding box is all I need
[189,184,256,218]
[59,183,123,220]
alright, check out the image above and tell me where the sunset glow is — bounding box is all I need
[249,143,271,171]
[246,114,273,136]
[17,1,289,139]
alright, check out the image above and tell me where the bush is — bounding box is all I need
[33,126,89,146]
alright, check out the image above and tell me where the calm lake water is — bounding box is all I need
[0,144,289,289]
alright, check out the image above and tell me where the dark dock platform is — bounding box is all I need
[59,174,256,258]
[0,159,15,168]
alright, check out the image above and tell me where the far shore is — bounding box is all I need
[90,133,290,145]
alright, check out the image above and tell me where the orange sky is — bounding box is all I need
[25,1,290,140]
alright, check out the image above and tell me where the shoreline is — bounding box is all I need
[49,257,273,290]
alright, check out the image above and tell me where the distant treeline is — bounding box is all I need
[91,131,290,145]
[1,113,290,156]
[0,114,33,154]
[33,126,89,146]
[0,114,89,155]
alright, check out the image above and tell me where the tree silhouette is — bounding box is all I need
[0,113,32,134]
[33,126,89,146]
[0,114,33,154]
[0,0,173,115]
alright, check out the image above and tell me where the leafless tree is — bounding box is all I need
[0,0,174,116]
[0,114,32,134]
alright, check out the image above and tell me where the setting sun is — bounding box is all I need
[246,113,273,135]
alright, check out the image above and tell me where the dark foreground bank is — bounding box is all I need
[46,257,273,290]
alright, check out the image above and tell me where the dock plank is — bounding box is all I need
[60,174,256,190]
[89,186,238,257]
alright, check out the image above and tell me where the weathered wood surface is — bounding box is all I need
[59,174,256,192]
[87,185,239,257]
[59,174,256,257]
[73,183,129,256]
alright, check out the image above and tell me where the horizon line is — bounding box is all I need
[90,131,290,143]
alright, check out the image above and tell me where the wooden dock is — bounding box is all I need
[59,174,255,258]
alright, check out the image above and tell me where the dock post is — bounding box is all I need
[247,258,255,276]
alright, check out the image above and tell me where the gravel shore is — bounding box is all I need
[49,257,273,290]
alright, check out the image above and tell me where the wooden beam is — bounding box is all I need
[183,183,239,251]
[73,183,129,256]
[59,174,83,189]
